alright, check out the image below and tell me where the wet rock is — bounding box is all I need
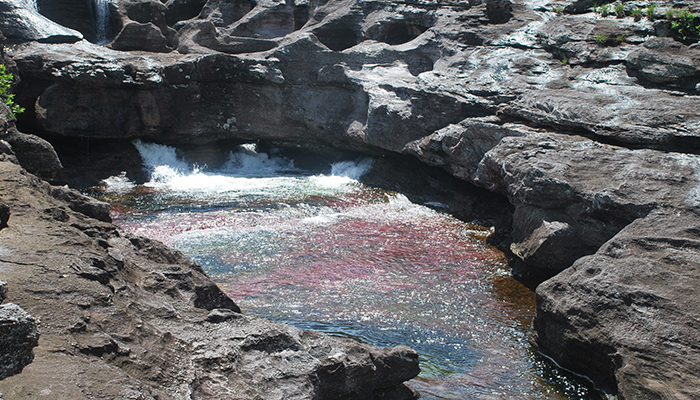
[0,303,40,380]
[0,158,420,398]
[474,132,700,270]
[534,208,700,399]
[0,0,83,43]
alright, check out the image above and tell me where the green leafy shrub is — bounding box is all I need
[595,33,609,43]
[0,64,24,118]
[670,9,700,42]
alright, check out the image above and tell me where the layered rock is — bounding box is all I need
[473,132,700,271]
[0,0,83,43]
[534,208,700,399]
[0,158,419,399]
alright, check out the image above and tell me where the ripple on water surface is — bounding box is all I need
[102,141,601,400]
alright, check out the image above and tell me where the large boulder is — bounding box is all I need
[0,0,83,43]
[534,207,700,399]
[1,127,62,178]
[474,132,700,271]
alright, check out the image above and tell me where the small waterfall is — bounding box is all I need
[94,0,110,44]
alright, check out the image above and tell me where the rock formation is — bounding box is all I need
[2,0,700,397]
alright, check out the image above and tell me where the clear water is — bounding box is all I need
[98,141,600,400]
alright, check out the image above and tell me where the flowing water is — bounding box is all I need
[96,141,600,399]
[94,0,110,44]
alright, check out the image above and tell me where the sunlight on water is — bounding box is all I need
[100,141,601,400]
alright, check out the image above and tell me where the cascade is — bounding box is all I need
[94,0,110,44]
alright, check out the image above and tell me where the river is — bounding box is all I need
[94,140,600,399]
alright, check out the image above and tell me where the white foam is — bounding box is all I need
[220,143,296,177]
[131,141,380,199]
[100,171,135,194]
[330,158,374,180]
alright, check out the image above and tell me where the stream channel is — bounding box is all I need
[91,141,600,399]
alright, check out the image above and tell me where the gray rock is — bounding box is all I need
[0,280,6,303]
[406,119,529,183]
[486,0,513,24]
[0,303,39,380]
[1,128,62,178]
[626,37,700,85]
[0,0,83,43]
[534,207,700,399]
[110,21,173,53]
[205,308,242,323]
[49,185,112,223]
[474,132,700,270]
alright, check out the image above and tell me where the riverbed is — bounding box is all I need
[95,141,599,399]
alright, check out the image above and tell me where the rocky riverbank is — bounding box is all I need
[0,130,420,398]
[1,0,700,398]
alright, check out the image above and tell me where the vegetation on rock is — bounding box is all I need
[0,64,24,118]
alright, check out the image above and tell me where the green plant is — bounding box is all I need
[561,57,569,65]
[645,2,656,19]
[614,2,625,17]
[671,9,700,41]
[615,34,626,43]
[555,6,564,13]
[665,8,676,19]
[631,7,643,20]
[0,64,24,118]
[595,33,609,43]
[596,3,611,16]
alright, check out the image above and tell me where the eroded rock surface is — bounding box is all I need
[473,132,700,271]
[534,208,700,399]
[0,158,419,399]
